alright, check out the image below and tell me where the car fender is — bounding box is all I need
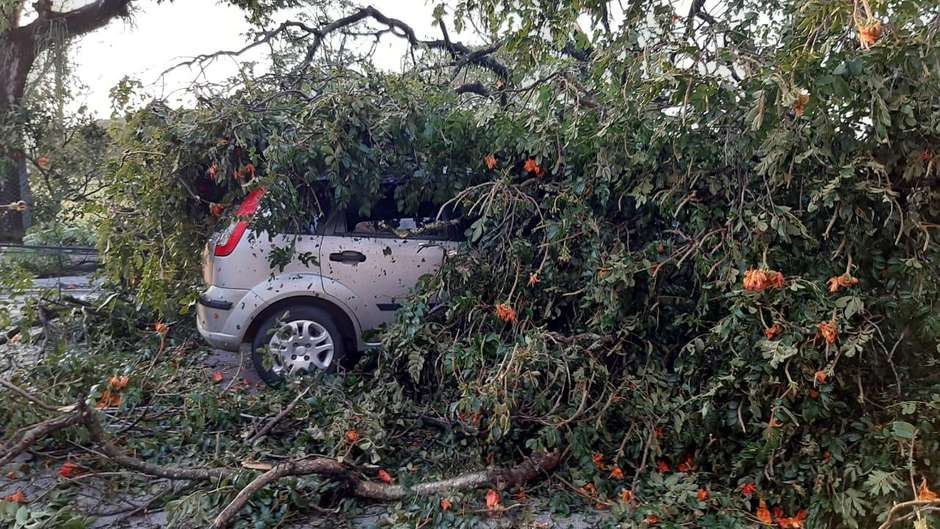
[223,272,363,346]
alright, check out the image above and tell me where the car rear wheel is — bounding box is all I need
[251,305,346,387]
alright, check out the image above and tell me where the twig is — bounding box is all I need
[245,387,309,445]
[0,378,62,412]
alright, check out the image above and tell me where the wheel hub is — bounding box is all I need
[266,320,334,376]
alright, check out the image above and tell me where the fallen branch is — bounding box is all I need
[82,406,233,481]
[0,409,84,467]
[212,451,561,529]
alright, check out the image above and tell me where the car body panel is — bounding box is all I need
[319,235,450,333]
[197,195,459,353]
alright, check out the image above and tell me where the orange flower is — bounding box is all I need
[697,488,709,502]
[36,156,50,170]
[577,483,598,498]
[620,489,633,502]
[592,452,606,471]
[485,489,501,511]
[210,203,225,217]
[109,375,130,390]
[741,482,757,498]
[744,269,784,291]
[494,303,516,323]
[345,430,360,444]
[207,162,219,178]
[484,154,497,170]
[95,390,122,409]
[756,497,772,525]
[154,322,169,335]
[377,469,393,483]
[2,489,26,504]
[743,269,767,291]
[211,371,225,384]
[645,514,658,525]
[523,158,544,177]
[440,498,453,511]
[58,462,79,478]
[817,321,838,345]
[527,273,540,286]
[764,323,783,339]
[814,370,828,384]
[656,460,670,473]
[918,478,939,501]
[777,510,808,529]
[793,92,810,117]
[609,466,625,480]
[827,273,859,293]
[858,21,881,49]
[676,455,694,473]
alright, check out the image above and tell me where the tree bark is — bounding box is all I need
[0,0,133,241]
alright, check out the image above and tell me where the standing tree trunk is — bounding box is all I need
[0,0,133,241]
[0,26,34,241]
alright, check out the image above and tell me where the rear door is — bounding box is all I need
[319,195,457,335]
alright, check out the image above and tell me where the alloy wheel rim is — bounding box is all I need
[265,319,334,376]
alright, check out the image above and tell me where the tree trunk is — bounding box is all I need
[0,30,33,242]
[0,0,133,241]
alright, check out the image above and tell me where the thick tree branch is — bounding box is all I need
[16,0,132,42]
[213,451,561,528]
[164,5,510,84]
[0,408,83,467]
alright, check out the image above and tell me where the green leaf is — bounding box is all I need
[890,421,916,440]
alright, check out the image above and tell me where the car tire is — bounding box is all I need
[251,304,346,387]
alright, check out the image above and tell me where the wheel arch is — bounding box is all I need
[243,296,360,352]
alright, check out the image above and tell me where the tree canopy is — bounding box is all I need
[2,0,940,528]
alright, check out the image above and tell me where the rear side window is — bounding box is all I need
[342,192,464,240]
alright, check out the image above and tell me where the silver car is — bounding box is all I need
[196,186,459,385]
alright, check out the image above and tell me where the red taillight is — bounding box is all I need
[214,188,265,257]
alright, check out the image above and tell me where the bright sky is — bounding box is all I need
[71,0,455,117]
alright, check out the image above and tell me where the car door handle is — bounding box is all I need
[329,250,366,263]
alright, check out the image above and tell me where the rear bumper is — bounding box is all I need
[196,286,250,351]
